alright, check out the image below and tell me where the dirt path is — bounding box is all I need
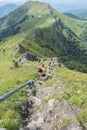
[20,67,83,130]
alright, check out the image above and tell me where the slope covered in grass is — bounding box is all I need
[0,1,86,68]
[56,66,87,126]
[0,1,87,39]
[0,1,87,129]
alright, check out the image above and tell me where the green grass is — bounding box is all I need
[0,34,39,129]
[0,1,87,129]
[54,9,87,37]
[0,60,38,129]
[55,66,87,125]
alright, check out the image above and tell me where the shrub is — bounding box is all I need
[9,60,19,69]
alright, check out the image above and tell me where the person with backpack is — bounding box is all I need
[38,64,46,81]
[49,58,54,69]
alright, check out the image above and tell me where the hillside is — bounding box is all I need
[63,13,80,20]
[0,1,87,72]
[20,65,87,130]
[0,59,87,130]
[0,4,17,18]
[0,1,87,38]
[0,1,87,130]
[65,9,87,20]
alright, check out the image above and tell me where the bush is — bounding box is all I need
[0,109,21,130]
[9,60,19,69]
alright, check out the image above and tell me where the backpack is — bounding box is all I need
[38,67,43,72]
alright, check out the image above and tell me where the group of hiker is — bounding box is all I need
[38,58,54,81]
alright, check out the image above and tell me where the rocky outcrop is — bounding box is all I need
[14,43,25,54]
[34,28,43,39]
[52,18,62,27]
[18,52,36,64]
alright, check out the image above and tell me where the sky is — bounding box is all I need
[0,0,86,4]
[0,0,87,12]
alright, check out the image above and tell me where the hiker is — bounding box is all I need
[37,57,41,63]
[38,64,46,81]
[38,58,41,63]
[49,58,54,69]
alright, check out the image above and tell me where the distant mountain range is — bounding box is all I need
[0,4,18,18]
[63,13,80,20]
[49,2,87,20]
[0,2,87,20]
[64,9,87,20]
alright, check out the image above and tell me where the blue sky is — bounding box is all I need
[0,0,86,4]
[0,0,87,12]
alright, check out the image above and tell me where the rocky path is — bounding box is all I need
[20,67,83,130]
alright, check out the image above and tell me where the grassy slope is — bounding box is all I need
[0,35,54,130]
[22,1,87,38]
[0,1,87,38]
[0,1,87,129]
[56,66,87,125]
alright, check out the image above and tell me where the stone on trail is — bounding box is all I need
[27,122,37,130]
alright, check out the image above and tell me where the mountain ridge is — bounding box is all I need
[64,9,87,20]
[0,4,18,18]
[63,13,80,20]
[0,1,87,72]
[0,1,87,129]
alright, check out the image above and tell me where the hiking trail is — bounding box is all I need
[20,63,83,130]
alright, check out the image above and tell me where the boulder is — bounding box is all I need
[19,127,25,130]
[14,43,25,54]
[37,117,44,127]
[18,52,36,63]
[47,99,55,113]
[52,18,62,27]
[27,122,37,130]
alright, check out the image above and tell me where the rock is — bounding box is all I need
[38,15,42,18]
[34,28,42,38]
[19,127,25,130]
[47,99,55,113]
[52,18,62,27]
[27,122,37,130]
[14,43,25,54]
[18,52,36,64]
[48,99,55,108]
[10,60,18,68]
[32,97,41,106]
[39,81,43,85]
[37,117,44,127]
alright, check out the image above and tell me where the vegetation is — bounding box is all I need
[0,110,21,130]
[0,1,87,129]
[56,66,87,126]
